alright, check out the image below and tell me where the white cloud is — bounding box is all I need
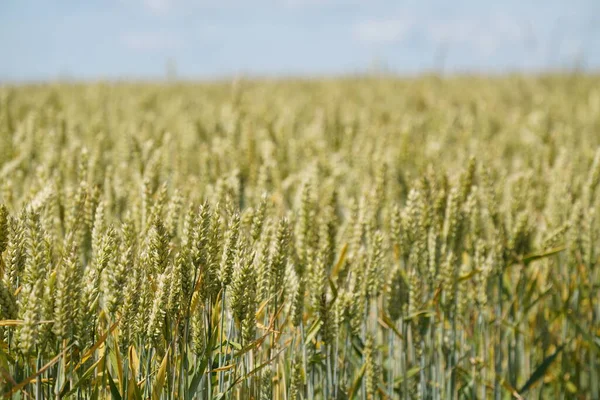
[354,19,412,43]
[284,0,371,7]
[134,0,372,13]
[118,0,179,15]
[355,13,524,57]
[426,14,522,56]
[143,0,173,13]
[122,32,183,52]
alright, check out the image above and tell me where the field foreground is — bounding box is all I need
[0,76,600,399]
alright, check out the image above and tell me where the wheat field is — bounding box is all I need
[0,75,599,399]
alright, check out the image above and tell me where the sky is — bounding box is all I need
[1,0,599,81]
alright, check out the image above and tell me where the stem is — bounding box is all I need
[333,332,339,399]
[361,300,368,400]
[402,321,408,400]
[206,301,213,400]
[494,272,503,400]
[219,286,226,394]
[388,328,394,398]
[223,316,234,394]
[36,349,42,400]
[146,347,154,400]
[300,322,311,400]
[123,352,129,400]
[326,342,332,400]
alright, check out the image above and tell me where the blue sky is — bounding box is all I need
[1,0,599,81]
